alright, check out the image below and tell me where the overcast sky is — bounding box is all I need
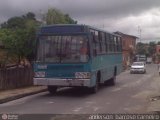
[0,0,160,42]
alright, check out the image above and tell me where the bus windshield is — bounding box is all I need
[37,35,89,63]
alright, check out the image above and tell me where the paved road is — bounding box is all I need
[0,64,157,114]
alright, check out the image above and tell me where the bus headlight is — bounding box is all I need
[75,72,91,78]
[34,71,45,77]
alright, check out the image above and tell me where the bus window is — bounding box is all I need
[99,31,103,53]
[119,37,122,52]
[117,37,121,52]
[114,37,117,52]
[80,41,88,62]
[94,30,101,55]
[37,35,89,63]
[101,32,106,54]
[109,34,113,52]
[105,33,109,53]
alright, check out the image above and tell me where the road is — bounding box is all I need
[0,64,158,114]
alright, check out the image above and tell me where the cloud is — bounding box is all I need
[0,0,160,41]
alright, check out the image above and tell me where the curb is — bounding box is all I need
[0,88,47,104]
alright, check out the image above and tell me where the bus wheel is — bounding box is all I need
[108,76,116,86]
[90,73,100,93]
[90,81,98,93]
[108,68,117,86]
[48,86,57,94]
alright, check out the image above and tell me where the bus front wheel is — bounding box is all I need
[90,73,100,93]
[90,81,99,93]
[48,86,57,94]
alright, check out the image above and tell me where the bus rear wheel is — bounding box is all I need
[108,76,116,86]
[48,86,57,94]
[108,67,117,86]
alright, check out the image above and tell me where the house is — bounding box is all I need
[155,45,160,63]
[156,45,160,54]
[114,32,138,69]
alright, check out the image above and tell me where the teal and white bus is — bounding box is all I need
[34,24,122,93]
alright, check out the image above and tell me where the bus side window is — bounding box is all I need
[105,33,109,53]
[91,31,97,56]
[117,37,121,52]
[114,36,117,52]
[101,32,106,54]
[109,34,112,52]
[93,30,100,55]
[80,41,88,62]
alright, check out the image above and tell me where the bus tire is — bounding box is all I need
[109,76,116,86]
[90,72,100,93]
[108,67,117,86]
[48,86,57,94]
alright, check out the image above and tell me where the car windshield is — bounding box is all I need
[37,35,89,63]
[132,62,144,66]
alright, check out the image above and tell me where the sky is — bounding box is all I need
[0,0,160,42]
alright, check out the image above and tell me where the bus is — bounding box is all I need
[34,24,123,94]
[135,55,146,63]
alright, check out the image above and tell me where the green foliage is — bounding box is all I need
[136,42,157,57]
[23,12,36,20]
[0,12,39,65]
[64,14,77,24]
[0,28,35,64]
[136,42,147,55]
[157,41,160,45]
[148,42,156,56]
[44,8,77,25]
[1,17,26,29]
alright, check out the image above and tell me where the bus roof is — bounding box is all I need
[38,24,121,37]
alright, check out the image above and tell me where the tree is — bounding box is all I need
[136,42,147,55]
[148,42,156,56]
[23,12,36,20]
[44,8,77,25]
[65,14,77,24]
[0,12,39,66]
[0,28,35,65]
[1,17,25,29]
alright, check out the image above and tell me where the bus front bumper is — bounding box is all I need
[34,78,90,87]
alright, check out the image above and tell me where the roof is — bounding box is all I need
[39,24,121,37]
[114,31,138,39]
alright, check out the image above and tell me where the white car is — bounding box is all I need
[130,62,146,74]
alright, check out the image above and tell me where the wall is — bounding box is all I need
[156,45,160,54]
[122,35,136,69]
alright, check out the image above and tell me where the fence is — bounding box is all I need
[0,66,33,90]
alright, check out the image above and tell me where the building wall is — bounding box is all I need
[122,35,136,69]
[156,45,160,54]
[156,45,160,63]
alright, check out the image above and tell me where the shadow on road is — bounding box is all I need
[42,84,113,98]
